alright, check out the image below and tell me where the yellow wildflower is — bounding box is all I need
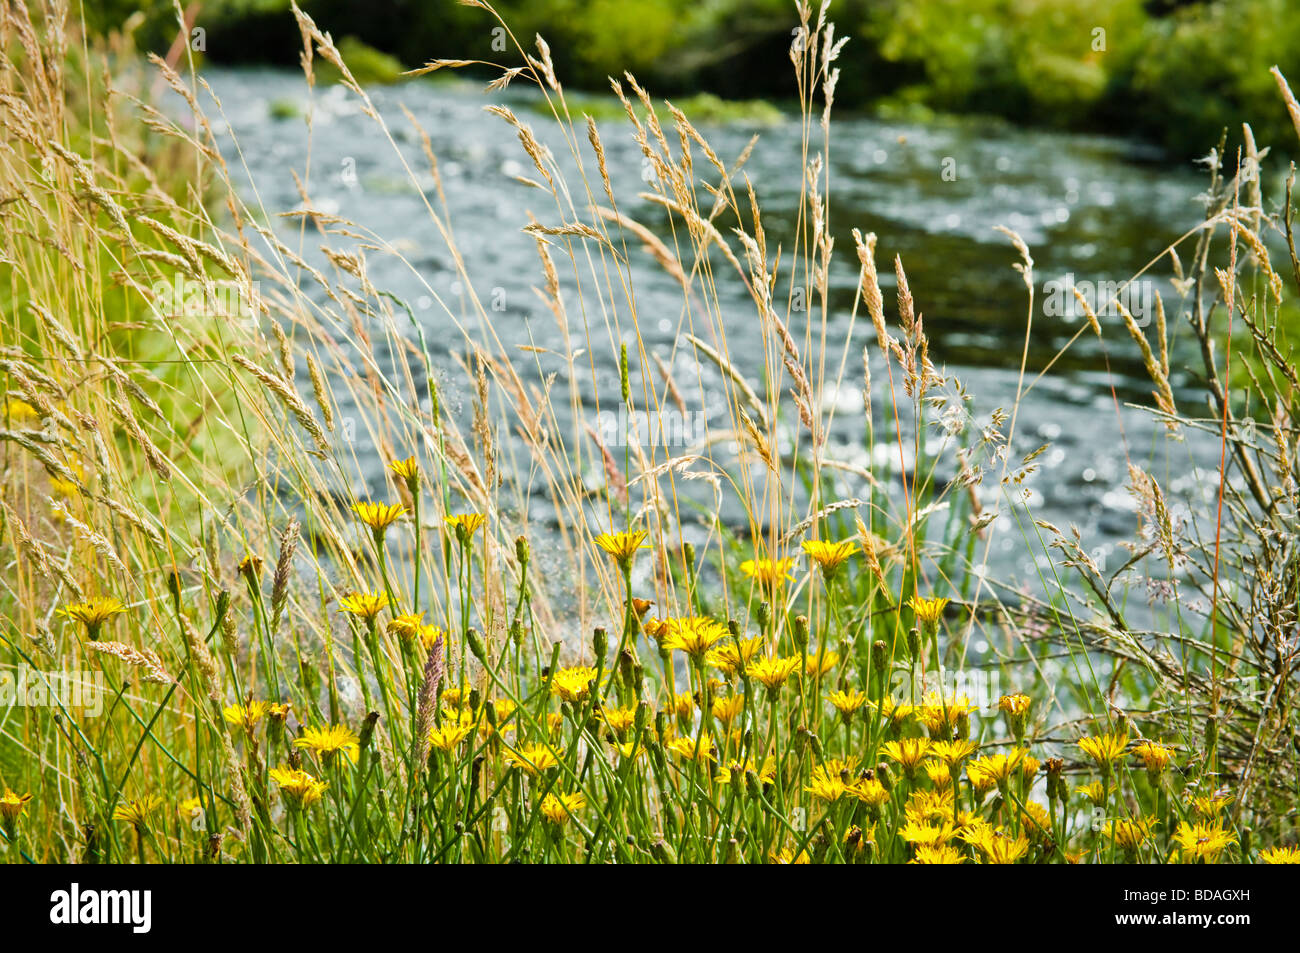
[801,539,858,579]
[659,617,729,661]
[1172,820,1237,863]
[58,597,127,630]
[666,734,716,764]
[387,456,420,485]
[112,796,162,831]
[269,767,327,809]
[445,512,486,543]
[711,694,745,726]
[748,655,802,692]
[549,665,597,705]
[223,701,267,733]
[505,742,561,776]
[293,724,362,764]
[1105,816,1158,853]
[881,738,932,777]
[428,721,474,753]
[540,792,586,826]
[804,649,839,678]
[352,501,405,535]
[339,590,388,621]
[706,636,764,676]
[827,688,868,721]
[592,530,647,569]
[0,790,33,823]
[911,844,965,864]
[1260,846,1300,864]
[739,557,797,587]
[906,595,950,627]
[1078,731,1129,768]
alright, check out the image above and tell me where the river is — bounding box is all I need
[199,66,1239,596]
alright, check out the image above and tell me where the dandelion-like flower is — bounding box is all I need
[237,554,263,582]
[715,757,775,786]
[1190,792,1234,819]
[870,697,915,734]
[667,734,717,765]
[1260,846,1300,864]
[445,512,486,544]
[592,530,647,570]
[806,762,856,802]
[827,688,867,720]
[967,750,1026,789]
[924,760,954,789]
[505,742,561,776]
[804,649,839,677]
[916,693,976,738]
[911,844,965,864]
[663,693,694,720]
[928,739,978,767]
[748,655,802,693]
[881,738,932,777]
[964,826,1029,864]
[1078,731,1129,770]
[852,778,890,809]
[0,790,32,824]
[905,788,958,825]
[352,501,406,537]
[1077,780,1107,807]
[387,456,420,488]
[339,590,389,622]
[770,848,811,864]
[293,724,361,764]
[59,597,126,632]
[710,695,745,726]
[906,595,950,628]
[429,720,474,752]
[549,665,598,704]
[112,796,162,831]
[659,617,729,662]
[739,556,797,587]
[706,636,764,676]
[223,701,267,734]
[270,767,327,810]
[997,693,1032,717]
[1105,816,1158,854]
[801,539,858,580]
[540,792,586,826]
[899,820,957,847]
[1133,740,1174,780]
[1172,820,1237,863]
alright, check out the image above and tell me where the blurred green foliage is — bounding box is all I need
[88,0,1300,160]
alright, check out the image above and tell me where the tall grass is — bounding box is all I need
[1,0,1297,864]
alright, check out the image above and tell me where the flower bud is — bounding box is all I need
[359,710,380,754]
[467,627,488,662]
[650,837,676,864]
[905,626,922,661]
[793,615,809,651]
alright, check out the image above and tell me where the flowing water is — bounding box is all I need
[199,67,1236,594]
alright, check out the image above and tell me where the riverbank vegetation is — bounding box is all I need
[2,1,1299,864]
[88,0,1300,162]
